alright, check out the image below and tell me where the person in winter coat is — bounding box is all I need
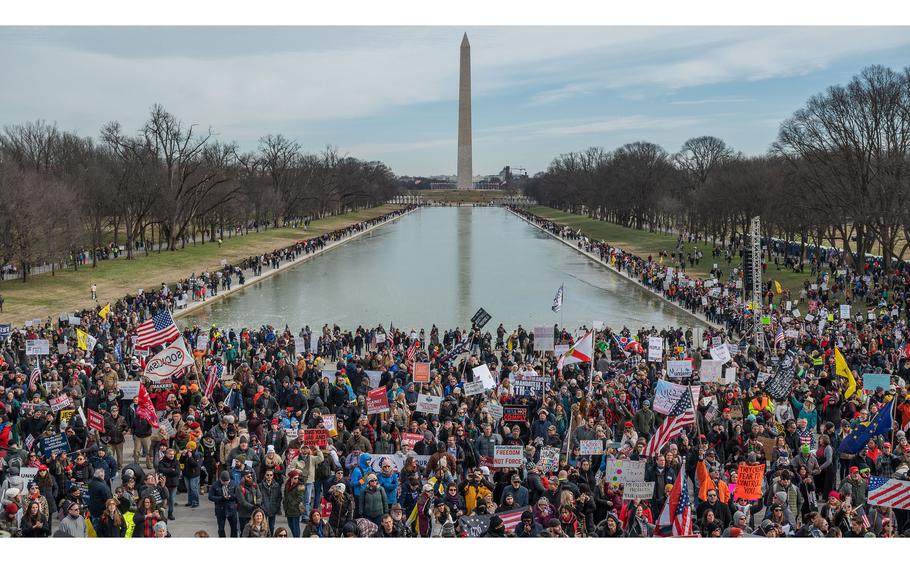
[357,473,389,524]
[179,441,202,507]
[19,500,50,537]
[301,509,335,537]
[87,469,113,528]
[96,498,127,538]
[241,507,272,537]
[376,459,399,506]
[156,447,180,520]
[208,470,239,538]
[236,470,263,529]
[281,470,306,537]
[501,474,530,508]
[57,500,87,537]
[290,446,323,517]
[258,469,282,533]
[327,483,355,535]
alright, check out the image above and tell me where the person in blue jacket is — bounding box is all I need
[350,452,372,497]
[376,457,400,505]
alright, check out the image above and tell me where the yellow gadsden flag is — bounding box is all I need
[773,280,783,295]
[76,328,89,350]
[834,347,857,399]
[98,303,111,319]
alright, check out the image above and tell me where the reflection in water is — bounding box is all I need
[179,208,704,332]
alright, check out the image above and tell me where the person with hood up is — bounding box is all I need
[350,452,373,497]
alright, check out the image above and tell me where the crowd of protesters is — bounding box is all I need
[1,204,910,538]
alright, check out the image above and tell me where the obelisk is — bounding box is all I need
[457,33,472,190]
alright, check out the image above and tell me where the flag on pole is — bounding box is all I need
[552,283,564,313]
[29,366,41,389]
[834,347,857,399]
[765,349,797,400]
[614,335,644,354]
[98,303,111,319]
[774,324,785,348]
[838,399,894,454]
[867,476,910,510]
[135,311,180,349]
[657,459,693,537]
[135,383,160,428]
[76,329,98,352]
[773,280,783,295]
[557,329,594,369]
[644,388,696,456]
[204,360,224,398]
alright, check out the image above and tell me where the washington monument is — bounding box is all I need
[457,33,472,190]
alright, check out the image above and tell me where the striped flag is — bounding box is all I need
[499,507,528,532]
[406,339,421,362]
[644,387,696,456]
[657,459,693,537]
[867,476,910,510]
[204,360,224,398]
[135,311,180,349]
[774,324,785,348]
[29,366,41,388]
[552,283,564,313]
[854,505,871,529]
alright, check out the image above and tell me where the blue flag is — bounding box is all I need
[839,399,894,454]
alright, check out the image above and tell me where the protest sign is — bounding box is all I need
[512,376,551,397]
[0,324,9,340]
[416,394,442,415]
[50,395,72,412]
[412,362,431,383]
[622,481,655,501]
[20,467,38,483]
[365,370,382,389]
[303,429,329,448]
[370,454,405,474]
[667,359,693,378]
[493,445,524,468]
[401,432,423,448]
[323,415,337,437]
[158,418,177,437]
[840,304,851,319]
[59,409,75,425]
[709,343,732,364]
[144,337,194,382]
[463,380,485,396]
[196,331,209,352]
[533,326,555,352]
[699,359,723,383]
[26,339,50,356]
[472,364,496,389]
[538,446,560,472]
[487,403,503,424]
[862,373,891,392]
[41,433,70,457]
[119,381,140,399]
[87,408,105,432]
[554,344,570,358]
[310,334,319,353]
[648,336,663,362]
[653,380,690,414]
[579,439,604,455]
[366,387,390,415]
[724,367,737,384]
[734,463,766,500]
[605,458,646,484]
[503,405,529,423]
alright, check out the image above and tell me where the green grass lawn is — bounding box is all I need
[527,205,818,299]
[0,204,400,323]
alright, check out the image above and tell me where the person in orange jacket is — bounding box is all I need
[696,449,730,504]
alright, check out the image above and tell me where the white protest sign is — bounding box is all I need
[709,344,732,364]
[463,380,485,397]
[119,381,141,399]
[723,367,737,384]
[19,467,38,482]
[196,331,209,352]
[653,380,690,414]
[158,418,177,437]
[537,446,560,472]
[416,394,443,415]
[667,359,693,378]
[699,359,723,383]
[310,334,319,352]
[25,339,50,356]
[648,336,663,362]
[605,458,647,483]
[622,481,655,501]
[533,326,555,352]
[472,364,496,389]
[579,439,604,455]
[487,403,504,424]
[144,337,194,382]
[493,445,524,468]
[365,370,382,389]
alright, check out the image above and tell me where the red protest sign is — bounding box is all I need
[413,362,430,383]
[503,405,529,423]
[401,432,423,448]
[366,387,390,415]
[733,463,765,501]
[302,429,328,449]
[87,408,105,432]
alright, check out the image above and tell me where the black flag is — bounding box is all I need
[765,349,797,400]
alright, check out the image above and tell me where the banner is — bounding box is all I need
[303,428,329,448]
[579,439,604,455]
[605,458,646,483]
[144,337,194,382]
[512,376,551,397]
[493,445,524,468]
[416,394,442,415]
[622,481,655,501]
[733,463,765,501]
[412,362,431,383]
[41,433,70,457]
[472,364,496,389]
[648,336,663,362]
[463,380,485,396]
[0,324,10,340]
[667,359,693,378]
[366,387,390,415]
[87,408,105,432]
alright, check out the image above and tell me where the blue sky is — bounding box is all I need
[1,26,908,176]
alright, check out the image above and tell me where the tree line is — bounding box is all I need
[525,65,910,274]
[0,104,399,280]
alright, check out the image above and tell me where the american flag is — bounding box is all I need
[867,476,910,510]
[643,387,696,456]
[29,366,41,388]
[437,338,469,367]
[499,507,527,532]
[204,360,224,398]
[135,311,180,349]
[854,505,871,529]
[457,507,528,537]
[406,339,421,362]
[657,460,693,536]
[774,324,785,348]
